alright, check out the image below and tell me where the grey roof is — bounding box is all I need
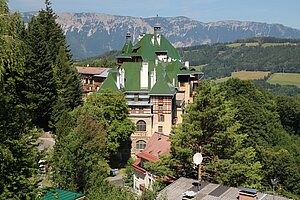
[158,177,291,200]
[94,68,111,78]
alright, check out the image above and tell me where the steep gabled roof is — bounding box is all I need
[98,69,119,92]
[131,34,180,61]
[137,133,171,162]
[149,75,176,96]
[99,32,200,94]
[123,62,142,91]
[116,40,133,58]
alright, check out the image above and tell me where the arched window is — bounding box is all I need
[136,120,146,131]
[136,140,146,150]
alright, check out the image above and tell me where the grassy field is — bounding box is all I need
[191,64,208,71]
[227,42,296,48]
[267,73,300,87]
[215,71,270,83]
[232,71,270,80]
[226,42,259,47]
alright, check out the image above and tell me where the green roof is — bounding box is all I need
[42,188,84,200]
[98,69,119,92]
[123,62,142,91]
[117,40,133,58]
[100,33,198,94]
[131,34,180,61]
[149,75,175,95]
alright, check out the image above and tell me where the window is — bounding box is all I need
[180,81,185,87]
[158,104,163,110]
[159,114,164,122]
[136,120,146,131]
[158,126,163,133]
[134,94,139,101]
[136,140,146,150]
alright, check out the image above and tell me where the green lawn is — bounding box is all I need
[226,42,259,48]
[226,43,242,47]
[215,71,270,83]
[267,73,300,88]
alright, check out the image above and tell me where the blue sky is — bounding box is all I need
[8,0,300,29]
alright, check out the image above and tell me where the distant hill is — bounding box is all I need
[21,12,300,60]
[179,38,300,79]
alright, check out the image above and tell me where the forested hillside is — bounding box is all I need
[21,12,300,59]
[179,37,300,79]
[145,79,300,199]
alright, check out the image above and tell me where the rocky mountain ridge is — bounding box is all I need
[22,12,300,60]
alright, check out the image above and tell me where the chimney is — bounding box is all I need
[126,31,131,43]
[184,61,189,69]
[119,68,125,88]
[192,181,201,191]
[238,188,258,200]
[154,23,161,35]
[150,68,156,88]
[140,62,148,89]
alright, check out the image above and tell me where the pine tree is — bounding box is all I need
[24,0,81,130]
[0,0,40,198]
[51,46,82,128]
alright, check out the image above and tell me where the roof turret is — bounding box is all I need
[154,22,161,35]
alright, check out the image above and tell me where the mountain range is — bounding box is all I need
[22,12,300,60]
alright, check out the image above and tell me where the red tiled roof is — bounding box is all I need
[76,67,106,75]
[137,133,171,162]
[132,158,146,173]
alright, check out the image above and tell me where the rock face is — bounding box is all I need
[22,12,300,60]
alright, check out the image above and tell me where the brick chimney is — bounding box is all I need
[238,188,258,200]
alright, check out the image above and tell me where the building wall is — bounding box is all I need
[80,75,105,94]
[151,96,173,136]
[133,170,146,194]
[129,95,175,155]
[178,81,190,104]
[130,113,152,156]
[176,108,183,124]
[133,169,155,195]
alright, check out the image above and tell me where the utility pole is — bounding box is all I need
[193,146,203,186]
[198,146,202,181]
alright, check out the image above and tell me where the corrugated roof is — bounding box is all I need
[42,188,84,200]
[158,177,291,200]
[209,185,230,197]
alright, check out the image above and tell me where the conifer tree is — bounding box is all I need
[0,0,40,198]
[24,0,81,130]
[51,46,82,128]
